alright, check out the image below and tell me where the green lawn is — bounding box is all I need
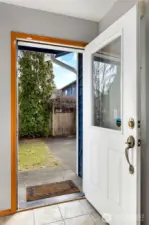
[19,141,60,171]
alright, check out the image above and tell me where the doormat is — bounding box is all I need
[26,180,80,202]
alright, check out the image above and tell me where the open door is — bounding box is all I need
[83,4,143,225]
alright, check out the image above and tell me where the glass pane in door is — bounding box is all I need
[92,36,121,130]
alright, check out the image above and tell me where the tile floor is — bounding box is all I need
[0,199,106,225]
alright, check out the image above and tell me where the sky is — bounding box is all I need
[53,52,77,89]
[17,50,77,89]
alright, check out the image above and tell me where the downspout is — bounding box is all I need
[47,54,77,74]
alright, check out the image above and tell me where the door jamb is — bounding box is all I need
[10,31,87,215]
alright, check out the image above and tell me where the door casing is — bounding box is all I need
[10,32,87,215]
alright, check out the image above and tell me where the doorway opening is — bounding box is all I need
[16,40,84,210]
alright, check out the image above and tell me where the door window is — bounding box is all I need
[92,36,121,130]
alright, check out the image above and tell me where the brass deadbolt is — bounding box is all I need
[128,118,135,129]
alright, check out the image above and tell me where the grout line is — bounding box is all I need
[3,217,6,225]
[64,213,95,224]
[32,209,36,225]
[59,211,94,221]
[33,205,64,224]
[57,204,64,221]
[57,199,98,221]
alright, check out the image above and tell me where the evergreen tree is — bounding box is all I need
[18,51,55,137]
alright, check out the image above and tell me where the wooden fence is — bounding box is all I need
[49,96,76,137]
[52,111,76,136]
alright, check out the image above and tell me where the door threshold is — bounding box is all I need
[18,192,85,212]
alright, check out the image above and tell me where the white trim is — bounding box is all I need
[94,52,120,62]
[140,8,146,141]
[120,30,124,135]
[18,41,84,53]
[85,31,122,54]
[136,5,145,219]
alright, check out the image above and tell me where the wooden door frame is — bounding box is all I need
[10,31,87,215]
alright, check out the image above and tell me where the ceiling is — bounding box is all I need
[0,0,117,22]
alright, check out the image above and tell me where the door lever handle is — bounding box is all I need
[125,136,135,174]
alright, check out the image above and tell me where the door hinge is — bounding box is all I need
[138,139,141,147]
[138,120,141,128]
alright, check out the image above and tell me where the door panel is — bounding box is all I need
[83,4,143,225]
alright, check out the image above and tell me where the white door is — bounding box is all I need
[83,4,143,225]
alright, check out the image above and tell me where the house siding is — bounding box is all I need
[62,83,76,97]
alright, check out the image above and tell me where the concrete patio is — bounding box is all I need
[18,137,82,207]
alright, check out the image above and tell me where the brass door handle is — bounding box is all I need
[125,136,135,174]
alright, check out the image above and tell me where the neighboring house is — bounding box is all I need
[61,80,76,97]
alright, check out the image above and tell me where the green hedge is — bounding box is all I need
[18,51,55,137]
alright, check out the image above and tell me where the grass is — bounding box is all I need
[19,141,60,171]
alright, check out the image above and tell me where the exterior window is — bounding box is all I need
[72,87,75,96]
[65,90,68,96]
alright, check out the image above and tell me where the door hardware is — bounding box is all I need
[125,136,135,174]
[128,118,135,129]
[138,120,141,128]
[138,139,141,147]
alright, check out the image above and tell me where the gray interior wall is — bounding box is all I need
[98,1,149,225]
[98,1,137,33]
[0,2,98,211]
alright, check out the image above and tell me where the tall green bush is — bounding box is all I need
[18,51,55,137]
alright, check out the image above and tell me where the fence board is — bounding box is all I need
[53,112,75,136]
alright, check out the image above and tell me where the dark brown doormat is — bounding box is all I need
[26,180,80,202]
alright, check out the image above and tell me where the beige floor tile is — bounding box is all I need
[49,222,64,225]
[0,217,4,225]
[65,215,94,225]
[91,212,106,225]
[5,211,34,225]
[79,199,95,214]
[58,200,86,219]
[33,205,62,225]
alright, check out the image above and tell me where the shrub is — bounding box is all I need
[18,51,55,137]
